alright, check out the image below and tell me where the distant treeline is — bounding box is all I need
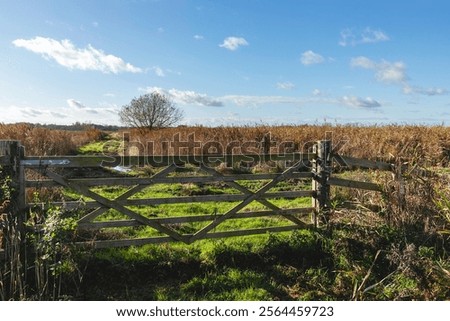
[15,122,124,132]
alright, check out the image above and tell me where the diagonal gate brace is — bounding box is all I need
[43,167,189,244]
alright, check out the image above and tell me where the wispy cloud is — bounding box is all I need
[219,36,249,51]
[300,50,324,65]
[403,85,448,96]
[152,66,165,77]
[194,34,204,40]
[66,99,102,114]
[340,96,381,108]
[66,98,117,116]
[142,87,308,107]
[339,27,390,47]
[50,111,68,119]
[2,103,118,125]
[312,89,323,96]
[67,99,86,109]
[141,86,385,111]
[276,82,295,90]
[142,87,224,107]
[13,36,142,74]
[351,56,448,96]
[20,107,44,117]
[221,95,307,107]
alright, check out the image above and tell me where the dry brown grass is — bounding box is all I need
[1,123,449,163]
[119,124,450,166]
[0,123,105,155]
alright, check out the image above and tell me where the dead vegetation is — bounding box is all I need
[0,123,104,155]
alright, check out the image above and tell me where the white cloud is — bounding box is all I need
[361,28,390,44]
[339,27,390,47]
[142,87,310,107]
[194,35,204,40]
[276,82,295,90]
[351,56,448,96]
[67,99,86,109]
[350,56,376,69]
[375,61,407,84]
[300,50,324,65]
[219,37,249,51]
[13,36,142,74]
[50,111,68,119]
[403,85,448,96]
[21,107,44,117]
[423,88,448,96]
[152,66,165,77]
[340,96,381,108]
[2,103,120,125]
[142,87,224,107]
[66,99,105,114]
[312,89,323,96]
[221,95,307,107]
[351,56,407,84]
[140,87,386,114]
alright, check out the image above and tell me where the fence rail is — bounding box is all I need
[0,139,394,250]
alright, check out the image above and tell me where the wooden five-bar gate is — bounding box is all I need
[0,140,392,250]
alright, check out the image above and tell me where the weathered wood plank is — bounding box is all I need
[105,153,315,167]
[187,190,313,203]
[0,155,10,165]
[76,224,312,248]
[25,172,313,188]
[22,153,314,168]
[76,207,315,229]
[29,190,315,210]
[21,156,110,168]
[334,155,392,171]
[328,177,381,191]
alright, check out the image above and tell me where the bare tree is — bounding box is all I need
[119,92,183,131]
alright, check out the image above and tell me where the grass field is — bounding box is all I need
[1,123,449,300]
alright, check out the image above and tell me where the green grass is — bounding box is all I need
[78,138,121,154]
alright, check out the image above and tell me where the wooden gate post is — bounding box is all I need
[0,140,26,252]
[0,140,26,298]
[0,140,26,219]
[312,140,331,226]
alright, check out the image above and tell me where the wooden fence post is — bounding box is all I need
[312,140,331,226]
[0,140,26,222]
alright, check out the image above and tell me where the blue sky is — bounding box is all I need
[1,0,450,126]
